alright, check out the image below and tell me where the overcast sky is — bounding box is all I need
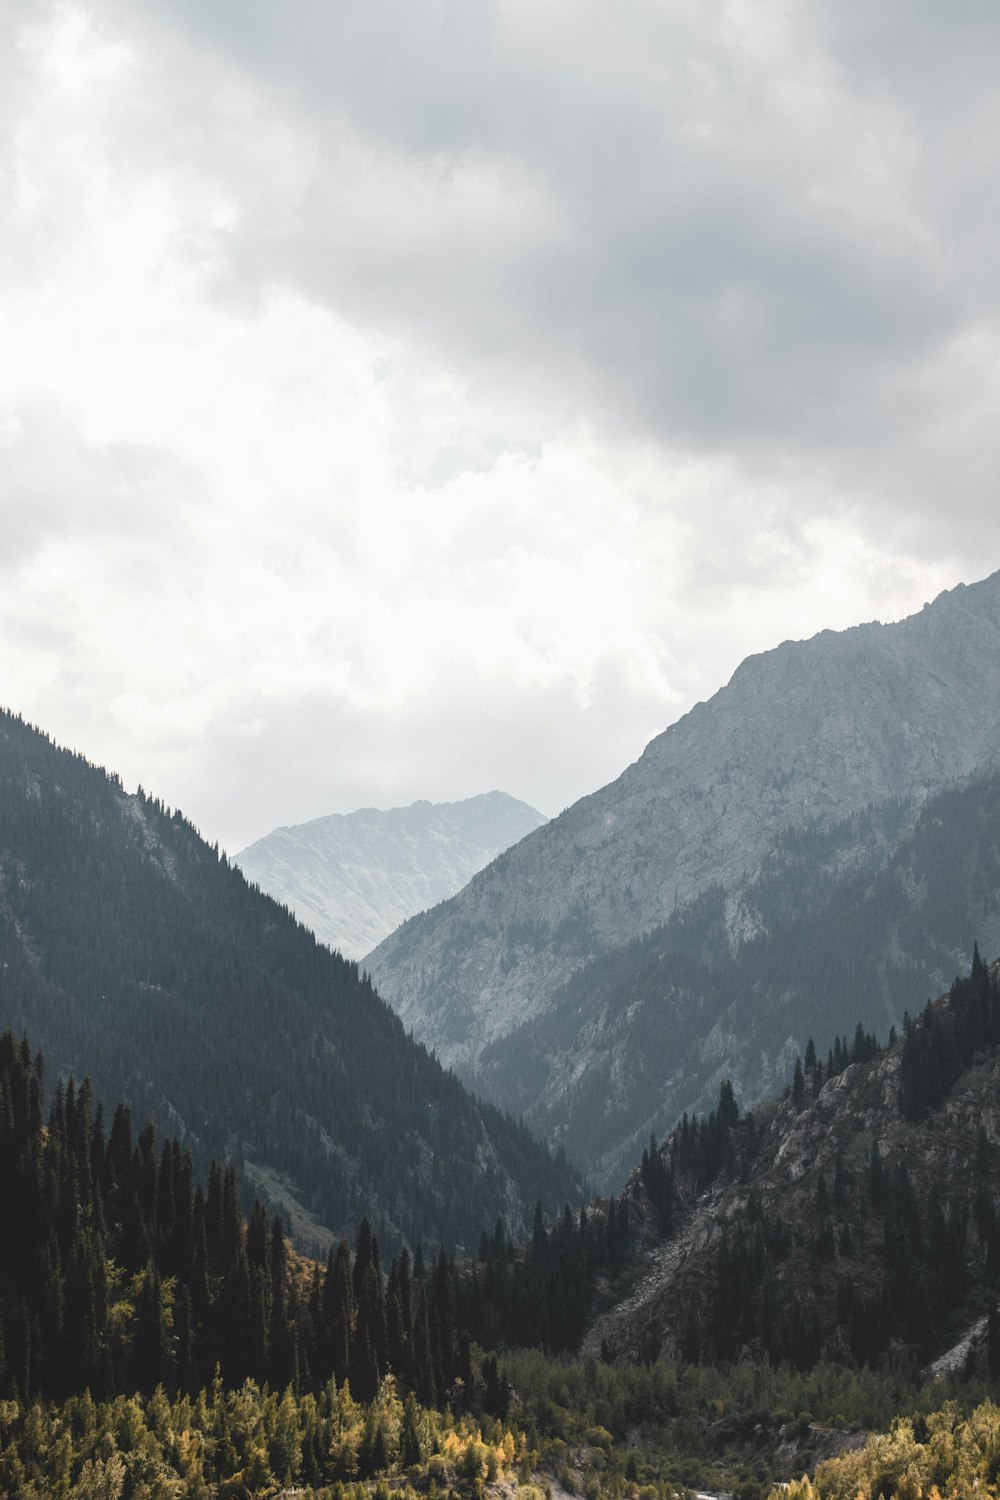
[3,1,999,852]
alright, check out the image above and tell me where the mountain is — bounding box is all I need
[366,570,1000,1149]
[478,767,1000,1188]
[582,953,1000,1375]
[447,953,1000,1380]
[235,792,546,960]
[0,710,579,1254]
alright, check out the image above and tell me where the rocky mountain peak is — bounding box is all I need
[235,789,547,959]
[366,569,1000,1083]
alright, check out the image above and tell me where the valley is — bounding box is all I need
[4,949,1000,1498]
[4,578,1000,1500]
[8,0,1000,1490]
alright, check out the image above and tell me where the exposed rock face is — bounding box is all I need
[476,767,1000,1189]
[366,570,1000,1094]
[235,791,546,959]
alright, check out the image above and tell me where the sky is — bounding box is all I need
[2,1,999,854]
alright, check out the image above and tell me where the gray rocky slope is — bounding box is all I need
[366,569,1000,1081]
[234,790,546,959]
[475,765,1000,1189]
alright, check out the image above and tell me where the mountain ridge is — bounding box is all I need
[476,764,1000,1188]
[366,568,1000,1099]
[236,790,546,959]
[0,709,579,1254]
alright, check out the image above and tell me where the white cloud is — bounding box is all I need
[0,0,994,850]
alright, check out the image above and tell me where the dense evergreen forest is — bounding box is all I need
[0,1026,524,1414]
[455,1193,631,1357]
[5,1028,996,1500]
[457,985,1000,1372]
[5,972,1000,1495]
[0,710,579,1253]
[479,768,1000,1185]
[7,963,1000,1412]
[580,956,1000,1375]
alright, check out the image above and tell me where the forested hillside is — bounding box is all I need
[0,711,578,1253]
[6,963,1000,1498]
[579,953,1000,1374]
[0,1028,500,1408]
[0,1030,546,1494]
[235,792,546,960]
[4,1019,987,1500]
[478,767,1000,1186]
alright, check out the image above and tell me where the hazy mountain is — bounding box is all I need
[0,710,579,1254]
[366,569,1000,1140]
[235,792,546,959]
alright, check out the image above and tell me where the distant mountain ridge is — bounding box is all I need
[0,711,579,1253]
[235,792,546,959]
[366,569,1000,1170]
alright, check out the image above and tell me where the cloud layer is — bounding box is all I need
[1,1,995,848]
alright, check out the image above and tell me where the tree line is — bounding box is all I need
[0,1028,526,1413]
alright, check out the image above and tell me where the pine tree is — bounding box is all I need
[323,1240,352,1386]
[400,1392,423,1466]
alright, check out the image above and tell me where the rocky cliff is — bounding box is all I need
[367,570,1000,1093]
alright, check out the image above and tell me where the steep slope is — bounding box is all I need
[367,569,1000,1081]
[0,710,579,1255]
[479,769,1000,1188]
[235,792,546,960]
[585,956,1000,1372]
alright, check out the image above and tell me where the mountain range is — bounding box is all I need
[4,570,1000,1500]
[478,767,1000,1187]
[0,710,578,1255]
[366,569,1000,1184]
[235,792,546,960]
